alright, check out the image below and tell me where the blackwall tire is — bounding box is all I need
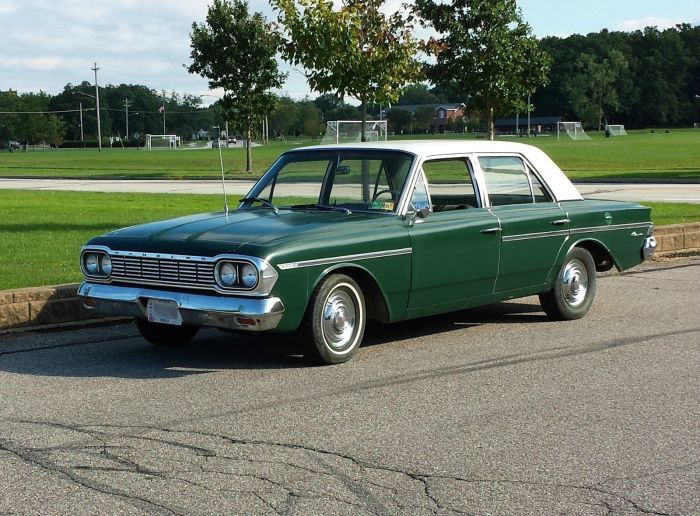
[135,318,199,346]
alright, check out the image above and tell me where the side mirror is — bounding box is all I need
[406,203,430,226]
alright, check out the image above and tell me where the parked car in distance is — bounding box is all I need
[78,141,656,364]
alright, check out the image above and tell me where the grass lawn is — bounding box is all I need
[1,190,698,290]
[1,130,699,182]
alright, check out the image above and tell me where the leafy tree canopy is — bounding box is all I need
[273,0,424,138]
[189,0,286,170]
[415,0,551,139]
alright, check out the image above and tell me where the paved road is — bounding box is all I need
[2,177,700,203]
[1,257,698,514]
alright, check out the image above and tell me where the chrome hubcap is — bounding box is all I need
[321,286,357,351]
[561,259,588,307]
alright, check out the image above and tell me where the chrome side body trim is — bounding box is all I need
[571,222,652,235]
[502,229,570,242]
[78,282,285,332]
[278,248,413,270]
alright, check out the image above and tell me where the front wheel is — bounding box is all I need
[135,318,199,346]
[539,247,597,320]
[301,274,366,365]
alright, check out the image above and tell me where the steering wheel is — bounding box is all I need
[371,189,398,203]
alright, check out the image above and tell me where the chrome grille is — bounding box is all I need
[111,256,215,289]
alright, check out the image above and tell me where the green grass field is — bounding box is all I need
[1,129,699,181]
[1,189,699,290]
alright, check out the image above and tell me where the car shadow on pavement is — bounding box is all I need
[363,300,547,347]
[0,301,546,379]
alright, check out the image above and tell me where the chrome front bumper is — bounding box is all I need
[642,235,657,260]
[77,282,285,331]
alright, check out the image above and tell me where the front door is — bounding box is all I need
[407,158,501,311]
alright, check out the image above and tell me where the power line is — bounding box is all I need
[0,108,95,114]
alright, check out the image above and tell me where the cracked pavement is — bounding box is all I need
[0,257,698,515]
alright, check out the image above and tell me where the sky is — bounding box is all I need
[0,0,698,103]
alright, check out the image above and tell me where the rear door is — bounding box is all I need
[477,155,570,292]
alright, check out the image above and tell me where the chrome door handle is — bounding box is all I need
[551,218,570,225]
[480,227,502,234]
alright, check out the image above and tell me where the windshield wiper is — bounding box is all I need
[290,203,352,214]
[239,196,279,213]
[315,204,352,214]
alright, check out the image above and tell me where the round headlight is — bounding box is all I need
[240,263,258,288]
[85,253,99,275]
[99,254,112,276]
[217,262,237,287]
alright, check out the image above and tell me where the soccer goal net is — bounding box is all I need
[321,120,388,145]
[145,134,181,150]
[557,122,591,141]
[605,124,628,136]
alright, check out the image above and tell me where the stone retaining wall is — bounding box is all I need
[1,222,699,331]
[0,284,96,331]
[653,222,700,256]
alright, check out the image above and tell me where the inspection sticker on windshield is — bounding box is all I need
[147,299,182,326]
[381,202,395,211]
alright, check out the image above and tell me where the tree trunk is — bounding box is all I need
[488,107,495,141]
[360,98,367,142]
[246,127,252,172]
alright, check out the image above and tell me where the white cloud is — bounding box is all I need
[617,17,682,31]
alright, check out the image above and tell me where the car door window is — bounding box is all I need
[479,156,552,206]
[529,170,552,203]
[418,158,480,212]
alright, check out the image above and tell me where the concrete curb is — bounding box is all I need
[2,222,699,333]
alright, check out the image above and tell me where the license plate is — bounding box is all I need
[146,298,182,326]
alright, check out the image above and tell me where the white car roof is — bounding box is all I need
[300,140,583,202]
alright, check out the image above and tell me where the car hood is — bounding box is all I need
[87,208,393,257]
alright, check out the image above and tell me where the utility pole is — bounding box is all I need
[124,98,131,140]
[161,95,166,134]
[79,102,84,147]
[91,62,102,152]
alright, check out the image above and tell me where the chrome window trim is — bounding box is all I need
[401,153,486,215]
[278,248,412,270]
[80,246,278,297]
[473,152,557,206]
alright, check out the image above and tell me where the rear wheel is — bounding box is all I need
[301,274,366,365]
[540,247,597,320]
[135,318,199,346]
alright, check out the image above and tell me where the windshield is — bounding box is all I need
[241,150,414,214]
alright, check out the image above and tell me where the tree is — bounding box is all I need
[189,0,286,171]
[416,0,551,140]
[297,101,322,138]
[273,0,424,141]
[396,83,443,105]
[269,96,300,139]
[568,51,628,130]
[387,108,412,133]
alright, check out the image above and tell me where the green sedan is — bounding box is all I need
[78,141,656,364]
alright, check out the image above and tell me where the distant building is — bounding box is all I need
[384,103,467,133]
[434,104,467,132]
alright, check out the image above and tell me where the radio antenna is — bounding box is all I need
[215,126,229,217]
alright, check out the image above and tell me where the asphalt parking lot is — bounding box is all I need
[0,257,698,515]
